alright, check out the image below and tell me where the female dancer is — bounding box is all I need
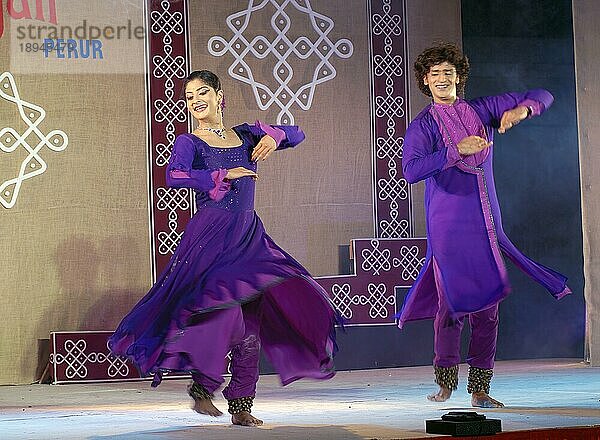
[109,70,338,427]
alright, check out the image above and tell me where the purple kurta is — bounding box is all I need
[398,90,571,327]
[109,123,337,389]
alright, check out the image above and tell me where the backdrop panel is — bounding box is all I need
[573,0,600,365]
[147,0,429,329]
[0,0,151,385]
[3,0,582,385]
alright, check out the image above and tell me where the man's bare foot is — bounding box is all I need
[191,397,223,417]
[231,410,263,427]
[427,386,453,402]
[471,391,504,408]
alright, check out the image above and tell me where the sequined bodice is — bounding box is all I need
[191,129,257,211]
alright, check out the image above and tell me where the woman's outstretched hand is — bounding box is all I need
[226,167,258,180]
[498,106,529,134]
[251,135,277,161]
[457,135,492,155]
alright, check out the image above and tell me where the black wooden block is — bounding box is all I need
[426,411,502,436]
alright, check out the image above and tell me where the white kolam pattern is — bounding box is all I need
[208,0,353,124]
[149,0,192,258]
[0,72,68,209]
[50,339,130,380]
[372,0,409,238]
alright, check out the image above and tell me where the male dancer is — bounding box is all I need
[397,43,570,408]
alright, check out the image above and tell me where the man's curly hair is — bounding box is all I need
[414,43,469,97]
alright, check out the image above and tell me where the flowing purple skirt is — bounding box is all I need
[109,207,337,386]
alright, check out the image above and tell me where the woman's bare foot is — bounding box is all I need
[427,386,453,402]
[471,391,504,408]
[191,397,223,416]
[231,410,263,427]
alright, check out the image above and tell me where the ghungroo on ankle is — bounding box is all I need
[187,382,213,401]
[467,366,494,394]
[227,396,254,414]
[433,365,459,390]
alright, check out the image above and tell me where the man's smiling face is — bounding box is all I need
[424,61,459,104]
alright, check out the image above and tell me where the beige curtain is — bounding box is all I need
[573,1,600,366]
[0,0,151,384]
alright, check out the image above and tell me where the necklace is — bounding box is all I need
[198,126,226,140]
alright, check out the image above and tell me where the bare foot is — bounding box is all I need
[427,386,453,402]
[471,391,504,408]
[231,410,263,427]
[191,397,223,417]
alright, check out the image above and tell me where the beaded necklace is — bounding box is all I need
[198,126,226,140]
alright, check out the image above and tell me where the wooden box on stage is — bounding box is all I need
[48,331,227,384]
[49,331,142,384]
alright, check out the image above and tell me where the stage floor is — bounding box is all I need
[0,359,599,439]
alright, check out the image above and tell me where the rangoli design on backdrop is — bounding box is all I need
[149,0,191,261]
[0,72,68,209]
[208,0,354,124]
[50,339,130,380]
[372,0,408,238]
[330,281,396,320]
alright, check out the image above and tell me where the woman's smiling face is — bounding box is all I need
[185,79,223,122]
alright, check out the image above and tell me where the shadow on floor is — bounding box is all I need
[89,424,371,440]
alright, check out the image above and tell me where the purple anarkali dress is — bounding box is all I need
[398,90,571,328]
[109,122,337,390]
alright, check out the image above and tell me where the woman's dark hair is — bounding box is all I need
[413,43,469,97]
[184,70,222,92]
[182,70,225,110]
